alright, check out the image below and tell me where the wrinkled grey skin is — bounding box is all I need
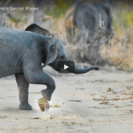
[0,27,57,110]
[65,1,113,43]
[0,26,98,110]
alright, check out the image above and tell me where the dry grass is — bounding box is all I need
[101,29,133,71]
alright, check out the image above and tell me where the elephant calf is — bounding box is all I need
[0,26,98,110]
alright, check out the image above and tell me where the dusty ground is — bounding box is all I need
[0,68,133,133]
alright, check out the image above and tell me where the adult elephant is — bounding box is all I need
[0,25,98,110]
[65,1,113,44]
[65,1,99,43]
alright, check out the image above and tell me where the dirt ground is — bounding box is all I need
[0,67,133,133]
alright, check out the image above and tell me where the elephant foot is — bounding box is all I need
[19,103,32,110]
[41,90,51,101]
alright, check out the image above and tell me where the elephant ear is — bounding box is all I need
[25,23,54,37]
[42,36,57,67]
[25,24,57,66]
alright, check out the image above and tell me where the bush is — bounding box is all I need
[45,0,71,19]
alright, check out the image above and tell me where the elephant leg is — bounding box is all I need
[23,51,56,101]
[23,69,55,101]
[40,73,55,101]
[15,73,32,110]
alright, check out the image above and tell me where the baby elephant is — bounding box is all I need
[0,25,98,110]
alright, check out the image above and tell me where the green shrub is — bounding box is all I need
[45,0,71,19]
[125,11,133,28]
[113,9,133,34]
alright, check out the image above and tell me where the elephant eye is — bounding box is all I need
[60,56,64,59]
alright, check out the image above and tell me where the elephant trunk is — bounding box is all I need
[74,67,99,74]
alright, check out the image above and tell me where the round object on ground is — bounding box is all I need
[38,97,50,112]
